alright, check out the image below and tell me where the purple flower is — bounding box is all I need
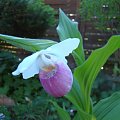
[39,61,73,97]
[12,38,80,97]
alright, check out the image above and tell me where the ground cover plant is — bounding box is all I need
[0,51,59,120]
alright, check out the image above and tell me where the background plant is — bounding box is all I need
[0,0,55,38]
[79,0,120,34]
[92,70,120,102]
[0,51,60,120]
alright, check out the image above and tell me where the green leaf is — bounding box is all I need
[0,34,57,52]
[74,35,120,113]
[65,80,84,109]
[65,80,82,120]
[57,9,94,119]
[73,113,81,120]
[93,92,120,120]
[73,112,96,120]
[51,101,71,120]
[57,9,85,65]
[65,80,93,120]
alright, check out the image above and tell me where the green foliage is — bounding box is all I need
[51,101,71,120]
[92,70,120,102]
[0,106,11,120]
[0,51,40,102]
[0,51,58,120]
[93,92,120,120]
[79,0,120,33]
[65,80,93,120]
[92,69,120,119]
[74,35,120,119]
[56,10,120,120]
[0,0,55,38]
[13,97,56,120]
[0,98,58,120]
[0,34,57,52]
[57,9,85,65]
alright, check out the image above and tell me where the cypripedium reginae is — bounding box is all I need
[12,38,80,97]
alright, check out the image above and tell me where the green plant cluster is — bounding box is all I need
[0,0,55,38]
[79,0,120,33]
[92,70,120,103]
[0,98,59,120]
[0,51,59,120]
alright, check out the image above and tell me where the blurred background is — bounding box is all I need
[0,0,120,119]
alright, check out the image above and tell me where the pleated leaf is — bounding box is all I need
[65,80,93,120]
[57,9,85,65]
[0,34,57,52]
[74,35,120,113]
[93,92,120,120]
[65,80,84,110]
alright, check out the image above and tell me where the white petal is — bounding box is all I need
[46,38,80,59]
[22,61,39,79]
[12,50,43,79]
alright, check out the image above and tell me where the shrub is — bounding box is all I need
[0,0,55,38]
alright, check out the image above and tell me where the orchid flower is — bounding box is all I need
[12,38,80,97]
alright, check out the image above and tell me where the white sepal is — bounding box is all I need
[46,38,80,62]
[12,51,42,79]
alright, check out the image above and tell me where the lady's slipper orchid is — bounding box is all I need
[12,38,80,97]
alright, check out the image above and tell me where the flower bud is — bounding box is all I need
[39,61,73,97]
